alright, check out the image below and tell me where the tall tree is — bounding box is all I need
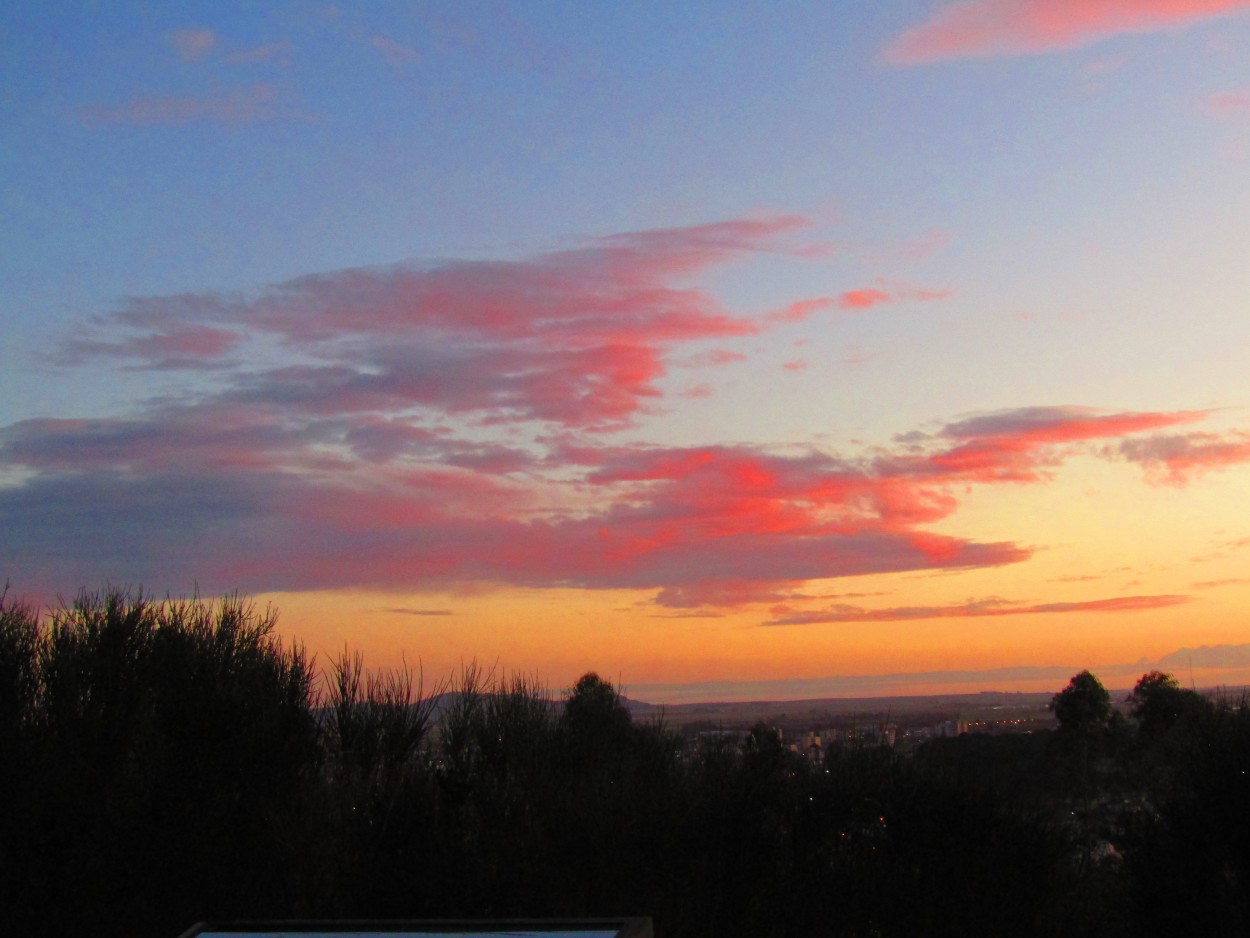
[1050,670,1112,735]
[1127,670,1208,738]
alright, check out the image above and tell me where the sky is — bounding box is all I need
[4,0,1250,702]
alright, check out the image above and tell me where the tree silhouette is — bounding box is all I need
[561,671,633,748]
[0,588,41,931]
[1127,670,1208,739]
[1050,669,1112,735]
[1122,691,1250,935]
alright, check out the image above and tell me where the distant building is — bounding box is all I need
[177,919,654,938]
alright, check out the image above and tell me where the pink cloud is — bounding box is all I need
[767,297,837,323]
[766,284,949,323]
[840,345,881,366]
[838,288,891,309]
[677,384,714,399]
[63,324,243,369]
[1,402,1242,607]
[69,217,813,429]
[882,0,1250,65]
[1205,90,1250,118]
[783,359,809,372]
[655,581,807,609]
[914,406,1206,483]
[15,215,1250,611]
[1115,430,1250,484]
[0,423,1031,602]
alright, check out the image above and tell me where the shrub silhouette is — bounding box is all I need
[8,589,319,938]
[0,586,39,743]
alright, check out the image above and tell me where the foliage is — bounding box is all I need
[1121,691,1250,936]
[3,588,319,938]
[0,588,41,910]
[1050,669,1113,735]
[1127,670,1209,739]
[3,583,1248,938]
[0,586,39,741]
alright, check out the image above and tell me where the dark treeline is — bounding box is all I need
[2,589,1249,938]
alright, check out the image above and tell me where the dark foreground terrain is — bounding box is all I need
[3,589,1248,938]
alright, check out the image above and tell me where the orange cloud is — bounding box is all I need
[882,0,1250,65]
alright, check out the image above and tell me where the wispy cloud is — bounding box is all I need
[1113,430,1250,484]
[1192,577,1250,589]
[62,216,812,429]
[77,84,282,126]
[678,349,747,369]
[1204,89,1250,118]
[372,35,422,68]
[882,0,1250,65]
[171,28,216,62]
[1079,55,1129,80]
[764,593,1189,626]
[766,283,950,324]
[229,40,296,67]
[923,406,1208,483]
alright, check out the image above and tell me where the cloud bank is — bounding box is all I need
[5,217,1250,615]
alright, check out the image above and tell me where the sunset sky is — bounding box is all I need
[4,1,1250,701]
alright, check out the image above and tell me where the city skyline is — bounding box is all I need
[4,1,1250,701]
